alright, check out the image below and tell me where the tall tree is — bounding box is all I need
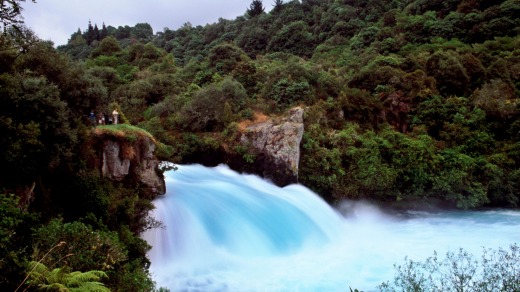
[100,22,108,39]
[131,22,153,41]
[273,0,284,12]
[86,20,95,45]
[247,0,265,18]
[93,23,100,41]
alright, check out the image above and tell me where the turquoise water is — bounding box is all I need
[143,164,520,291]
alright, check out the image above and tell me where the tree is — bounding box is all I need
[93,23,100,41]
[237,23,269,57]
[247,0,265,18]
[0,75,76,187]
[0,25,38,54]
[209,43,248,74]
[0,1,38,56]
[426,50,470,96]
[131,23,153,41]
[267,20,315,57]
[0,0,36,33]
[86,20,95,45]
[273,0,284,12]
[100,22,108,39]
[114,25,131,40]
[91,35,120,57]
[19,41,108,111]
[180,77,247,131]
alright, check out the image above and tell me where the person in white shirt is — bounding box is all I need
[112,109,119,124]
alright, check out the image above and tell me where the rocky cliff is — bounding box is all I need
[239,107,304,186]
[94,125,166,196]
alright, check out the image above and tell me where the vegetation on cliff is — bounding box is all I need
[94,124,155,141]
[0,3,160,286]
[0,0,519,290]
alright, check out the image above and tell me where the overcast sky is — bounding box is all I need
[22,0,271,46]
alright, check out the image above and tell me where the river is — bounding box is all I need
[143,164,520,291]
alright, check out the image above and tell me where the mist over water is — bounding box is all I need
[143,164,520,291]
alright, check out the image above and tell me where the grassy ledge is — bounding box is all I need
[93,124,156,143]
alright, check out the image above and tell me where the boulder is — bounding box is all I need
[240,107,304,186]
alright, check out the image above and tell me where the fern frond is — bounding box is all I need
[65,270,108,287]
[26,261,52,287]
[39,282,67,291]
[69,281,111,292]
[48,267,67,284]
[28,271,48,286]
[23,261,110,291]
[28,261,50,274]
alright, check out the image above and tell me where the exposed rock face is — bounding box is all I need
[101,137,165,195]
[240,107,304,186]
[102,140,130,180]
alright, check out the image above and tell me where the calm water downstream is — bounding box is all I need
[143,164,520,291]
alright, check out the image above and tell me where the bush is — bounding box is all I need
[267,21,316,57]
[426,50,470,96]
[379,244,520,291]
[0,194,38,291]
[32,220,127,273]
[209,43,249,74]
[180,77,247,131]
[267,78,311,106]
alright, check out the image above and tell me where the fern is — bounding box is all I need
[65,270,108,288]
[69,281,110,292]
[24,261,110,292]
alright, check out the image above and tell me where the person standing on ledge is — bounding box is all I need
[112,109,119,125]
[89,110,96,126]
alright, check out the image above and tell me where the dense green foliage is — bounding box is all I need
[0,18,158,292]
[0,0,519,290]
[0,194,37,288]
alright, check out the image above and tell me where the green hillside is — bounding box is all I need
[59,0,519,208]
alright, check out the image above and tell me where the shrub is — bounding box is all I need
[379,244,520,292]
[32,220,127,273]
[180,77,247,131]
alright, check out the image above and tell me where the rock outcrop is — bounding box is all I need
[97,128,166,196]
[101,140,131,181]
[240,107,304,186]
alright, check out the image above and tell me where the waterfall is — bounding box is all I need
[143,164,520,291]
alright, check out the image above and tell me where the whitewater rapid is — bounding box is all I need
[143,164,520,291]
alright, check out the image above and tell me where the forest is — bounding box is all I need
[0,0,519,290]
